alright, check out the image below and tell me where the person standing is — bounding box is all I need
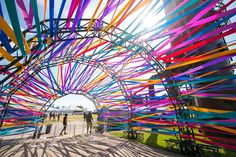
[57,113,61,121]
[49,112,52,120]
[83,112,86,121]
[60,114,68,135]
[53,113,56,121]
[85,112,93,133]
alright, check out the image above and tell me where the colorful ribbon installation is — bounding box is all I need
[0,0,236,151]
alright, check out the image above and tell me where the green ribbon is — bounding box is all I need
[5,0,26,56]
[31,0,42,43]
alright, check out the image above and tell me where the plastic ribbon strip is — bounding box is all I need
[0,0,236,152]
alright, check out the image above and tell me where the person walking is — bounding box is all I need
[85,112,93,133]
[60,114,68,135]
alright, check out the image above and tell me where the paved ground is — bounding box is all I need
[0,121,184,157]
[0,134,183,157]
[1,121,85,141]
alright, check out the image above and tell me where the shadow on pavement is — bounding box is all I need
[0,135,184,157]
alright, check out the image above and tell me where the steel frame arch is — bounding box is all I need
[0,55,129,129]
[0,19,189,143]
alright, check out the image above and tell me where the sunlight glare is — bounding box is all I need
[141,14,157,29]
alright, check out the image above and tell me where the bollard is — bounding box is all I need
[42,124,47,141]
[103,122,106,135]
[88,128,94,141]
[103,122,108,140]
[30,126,39,148]
[49,124,57,147]
[67,124,76,144]
[70,124,77,144]
[82,121,85,135]
[55,124,60,139]
[90,132,94,141]
[53,124,57,139]
[73,124,76,137]
[21,125,25,143]
[69,123,72,135]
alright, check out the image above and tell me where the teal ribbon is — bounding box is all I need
[5,0,26,56]
[31,0,42,43]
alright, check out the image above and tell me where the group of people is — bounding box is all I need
[49,112,61,121]
[59,112,93,135]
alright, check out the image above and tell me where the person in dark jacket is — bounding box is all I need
[60,114,68,135]
[85,112,93,133]
[57,113,61,121]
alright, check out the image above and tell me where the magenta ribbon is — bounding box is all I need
[16,0,34,30]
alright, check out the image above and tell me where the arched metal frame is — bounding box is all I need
[0,18,190,146]
[0,0,235,154]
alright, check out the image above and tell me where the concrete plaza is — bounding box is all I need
[0,121,183,157]
[0,134,184,157]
